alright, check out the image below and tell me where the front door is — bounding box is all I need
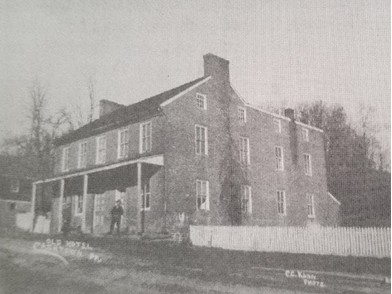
[93,193,107,235]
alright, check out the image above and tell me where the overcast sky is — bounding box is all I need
[0,0,390,149]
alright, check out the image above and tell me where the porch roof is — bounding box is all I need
[33,154,164,185]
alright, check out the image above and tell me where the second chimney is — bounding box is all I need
[99,99,123,117]
[284,108,295,120]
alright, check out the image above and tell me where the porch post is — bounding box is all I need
[82,174,88,232]
[29,183,37,232]
[137,162,142,233]
[58,179,65,233]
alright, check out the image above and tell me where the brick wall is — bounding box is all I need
[53,115,166,176]
[161,74,336,228]
[48,54,338,234]
[161,77,232,229]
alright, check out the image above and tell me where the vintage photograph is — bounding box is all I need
[0,1,390,293]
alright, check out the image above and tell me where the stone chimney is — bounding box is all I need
[99,99,123,117]
[203,53,230,83]
[285,108,298,165]
[284,108,295,120]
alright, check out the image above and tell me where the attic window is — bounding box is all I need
[238,107,246,123]
[273,119,282,134]
[196,93,206,110]
[10,179,19,193]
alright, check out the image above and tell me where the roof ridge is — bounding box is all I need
[55,76,205,145]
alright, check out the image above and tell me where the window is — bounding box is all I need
[96,136,106,164]
[241,186,252,214]
[307,194,315,218]
[75,195,83,215]
[196,93,207,110]
[95,194,105,212]
[239,137,250,165]
[277,190,286,215]
[302,128,309,142]
[95,194,105,225]
[118,129,129,159]
[62,146,70,172]
[96,215,104,226]
[78,142,87,169]
[238,107,246,123]
[195,125,208,155]
[196,180,209,210]
[304,154,312,176]
[115,190,126,204]
[140,122,152,153]
[63,196,71,209]
[9,202,16,211]
[275,146,284,171]
[273,119,282,134]
[141,182,151,211]
[10,179,19,193]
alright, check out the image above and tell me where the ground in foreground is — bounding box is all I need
[0,232,389,294]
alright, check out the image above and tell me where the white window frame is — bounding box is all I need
[275,146,284,171]
[277,190,286,215]
[96,136,106,164]
[141,181,151,211]
[307,193,315,218]
[196,93,207,110]
[238,106,247,123]
[304,154,312,176]
[115,190,126,204]
[140,121,152,154]
[10,179,20,193]
[241,185,252,214]
[95,194,105,212]
[78,141,88,169]
[62,146,70,172]
[195,125,208,155]
[196,180,210,211]
[239,136,250,165]
[62,196,72,209]
[75,194,84,215]
[96,215,104,226]
[302,128,309,142]
[273,119,282,134]
[118,128,129,159]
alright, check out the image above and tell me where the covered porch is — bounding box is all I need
[30,155,164,235]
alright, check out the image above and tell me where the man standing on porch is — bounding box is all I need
[109,200,123,236]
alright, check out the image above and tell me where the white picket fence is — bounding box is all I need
[190,225,391,258]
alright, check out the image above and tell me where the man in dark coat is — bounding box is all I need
[109,200,123,236]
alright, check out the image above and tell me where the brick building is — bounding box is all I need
[32,54,340,235]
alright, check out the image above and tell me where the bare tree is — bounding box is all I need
[69,75,97,129]
[1,80,73,178]
[28,80,48,177]
[87,76,96,124]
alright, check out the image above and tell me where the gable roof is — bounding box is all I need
[0,155,37,179]
[55,76,206,146]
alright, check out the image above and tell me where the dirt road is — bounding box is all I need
[0,235,389,294]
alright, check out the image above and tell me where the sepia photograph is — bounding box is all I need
[0,0,390,293]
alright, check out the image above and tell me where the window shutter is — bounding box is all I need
[205,128,208,155]
[249,187,252,214]
[206,181,210,211]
